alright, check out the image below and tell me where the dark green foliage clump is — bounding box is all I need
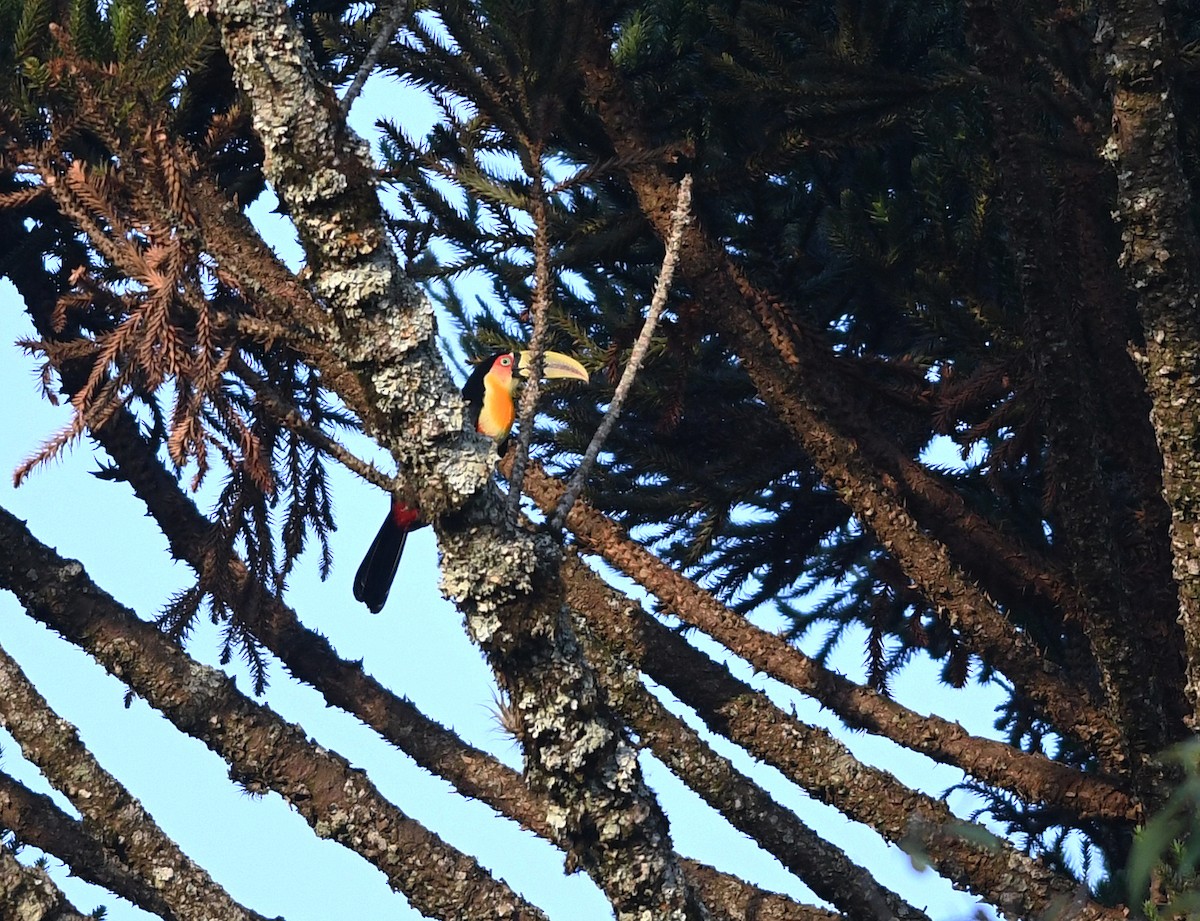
[279,0,1194,889]
[5,0,1198,904]
[364,0,1017,675]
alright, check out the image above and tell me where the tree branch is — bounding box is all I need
[679,866,841,921]
[0,505,550,921]
[559,554,1121,921]
[340,0,410,116]
[0,643,276,921]
[0,846,94,921]
[568,578,930,921]
[0,771,178,921]
[551,173,692,532]
[520,459,1136,824]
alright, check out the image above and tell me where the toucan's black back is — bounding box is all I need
[461,352,505,431]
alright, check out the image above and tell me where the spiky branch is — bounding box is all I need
[0,504,551,921]
[0,645,275,921]
[521,459,1135,823]
[552,173,692,531]
[0,846,95,921]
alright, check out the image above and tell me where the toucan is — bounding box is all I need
[353,350,590,613]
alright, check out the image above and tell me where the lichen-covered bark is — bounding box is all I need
[182,0,707,914]
[0,505,549,921]
[182,0,477,524]
[438,510,705,921]
[561,556,1123,921]
[1099,0,1200,725]
[0,644,274,921]
[0,771,178,921]
[568,577,930,921]
[0,847,92,921]
[521,461,1136,824]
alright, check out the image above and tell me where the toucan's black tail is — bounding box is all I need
[353,511,409,613]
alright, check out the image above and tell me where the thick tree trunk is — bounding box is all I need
[165,0,708,913]
[1101,0,1200,725]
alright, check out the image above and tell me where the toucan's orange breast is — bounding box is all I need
[476,373,517,440]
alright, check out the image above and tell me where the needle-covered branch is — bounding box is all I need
[0,644,276,921]
[233,357,399,494]
[573,27,1124,770]
[0,505,550,921]
[519,460,1135,824]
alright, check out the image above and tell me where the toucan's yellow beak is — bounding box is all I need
[518,350,589,383]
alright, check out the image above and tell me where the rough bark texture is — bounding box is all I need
[441,514,708,921]
[0,847,92,921]
[0,645,273,921]
[965,0,1184,793]
[521,460,1136,824]
[1100,0,1200,725]
[72,392,838,921]
[181,0,707,915]
[569,585,930,921]
[677,867,841,921]
[0,771,179,921]
[0,505,548,921]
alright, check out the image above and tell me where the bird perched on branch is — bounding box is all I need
[353,349,589,613]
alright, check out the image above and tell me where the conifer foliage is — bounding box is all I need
[2,0,1200,918]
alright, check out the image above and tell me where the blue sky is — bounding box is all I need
[0,70,1014,920]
